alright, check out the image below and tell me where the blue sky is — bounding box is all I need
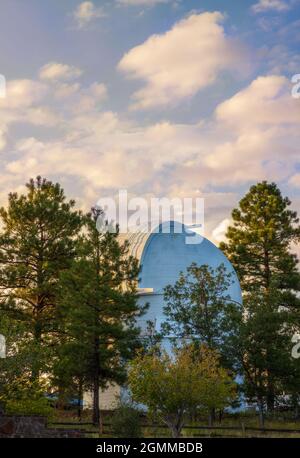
[0,0,299,243]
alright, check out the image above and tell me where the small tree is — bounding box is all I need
[162,263,239,368]
[128,344,236,438]
[110,401,142,438]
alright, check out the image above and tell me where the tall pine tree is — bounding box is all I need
[0,177,82,387]
[220,181,300,412]
[220,181,300,300]
[57,209,146,427]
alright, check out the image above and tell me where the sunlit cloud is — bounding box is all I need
[39,62,82,81]
[118,12,247,109]
[252,0,290,13]
[73,1,106,29]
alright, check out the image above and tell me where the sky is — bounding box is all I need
[0,0,300,244]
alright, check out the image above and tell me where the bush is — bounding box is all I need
[110,403,143,438]
[5,397,53,418]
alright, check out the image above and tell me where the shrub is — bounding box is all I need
[5,397,53,418]
[110,402,142,438]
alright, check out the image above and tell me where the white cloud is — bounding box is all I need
[160,74,300,195]
[54,82,81,99]
[73,1,106,29]
[118,12,246,109]
[39,62,82,81]
[117,0,171,6]
[212,218,231,243]
[71,82,108,112]
[215,75,300,129]
[0,79,48,109]
[252,0,290,13]
[1,71,300,242]
[0,79,51,151]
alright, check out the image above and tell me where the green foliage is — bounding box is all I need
[162,263,240,369]
[220,181,300,416]
[5,397,53,418]
[220,181,300,299]
[110,402,143,438]
[0,176,82,390]
[128,344,236,437]
[56,209,146,425]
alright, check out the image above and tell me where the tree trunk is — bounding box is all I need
[218,409,224,424]
[258,399,265,429]
[266,390,275,413]
[166,414,183,438]
[170,426,181,438]
[77,379,83,421]
[92,336,101,428]
[31,318,43,384]
[208,407,215,427]
[292,394,300,420]
[266,378,275,413]
[92,375,100,426]
[92,222,102,431]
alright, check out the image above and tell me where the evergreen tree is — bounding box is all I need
[220,181,300,302]
[0,177,82,387]
[229,288,295,427]
[57,209,146,427]
[220,181,300,412]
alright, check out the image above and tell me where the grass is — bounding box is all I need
[48,409,300,438]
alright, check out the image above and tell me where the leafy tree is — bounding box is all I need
[220,181,300,412]
[0,177,82,388]
[57,208,146,427]
[128,344,236,437]
[162,263,240,368]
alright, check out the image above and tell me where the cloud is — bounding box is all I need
[118,12,246,109]
[212,218,231,243]
[252,0,290,13]
[0,79,48,109]
[39,62,82,81]
[54,82,81,99]
[215,75,300,129]
[162,74,300,196]
[0,79,51,150]
[1,71,300,243]
[117,0,171,6]
[289,173,300,188]
[260,45,300,74]
[73,1,106,29]
[70,82,108,112]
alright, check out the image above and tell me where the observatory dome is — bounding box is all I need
[125,221,242,333]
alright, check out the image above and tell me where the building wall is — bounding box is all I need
[83,384,121,411]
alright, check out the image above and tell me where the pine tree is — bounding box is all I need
[220,181,300,301]
[220,181,300,412]
[0,177,82,386]
[229,288,295,427]
[57,209,146,427]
